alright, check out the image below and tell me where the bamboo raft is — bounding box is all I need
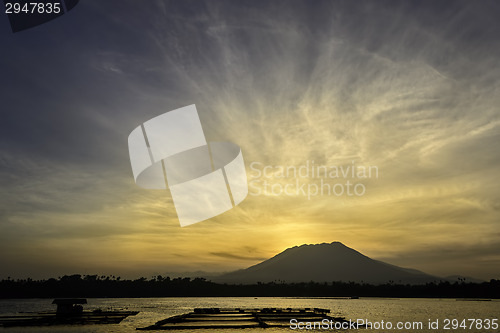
[137,307,349,330]
[0,299,139,327]
[0,310,140,327]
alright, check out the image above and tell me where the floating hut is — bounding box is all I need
[52,298,87,315]
[0,299,138,327]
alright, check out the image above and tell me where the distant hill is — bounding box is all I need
[214,242,442,285]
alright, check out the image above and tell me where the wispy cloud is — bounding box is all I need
[0,0,499,280]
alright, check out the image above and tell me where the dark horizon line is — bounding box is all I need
[1,274,499,299]
[0,273,494,283]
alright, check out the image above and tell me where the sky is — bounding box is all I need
[0,0,499,281]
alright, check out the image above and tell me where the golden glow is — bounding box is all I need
[1,3,499,281]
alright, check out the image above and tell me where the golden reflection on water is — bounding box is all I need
[0,297,498,333]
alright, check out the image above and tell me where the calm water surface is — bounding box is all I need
[0,298,498,333]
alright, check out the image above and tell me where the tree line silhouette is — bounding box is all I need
[1,275,499,298]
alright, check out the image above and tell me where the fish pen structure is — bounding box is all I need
[0,310,139,327]
[0,299,139,328]
[137,307,349,330]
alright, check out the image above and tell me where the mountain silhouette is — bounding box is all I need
[214,242,440,285]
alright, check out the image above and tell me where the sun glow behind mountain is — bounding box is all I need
[0,1,499,280]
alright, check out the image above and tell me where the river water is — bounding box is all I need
[0,297,498,332]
